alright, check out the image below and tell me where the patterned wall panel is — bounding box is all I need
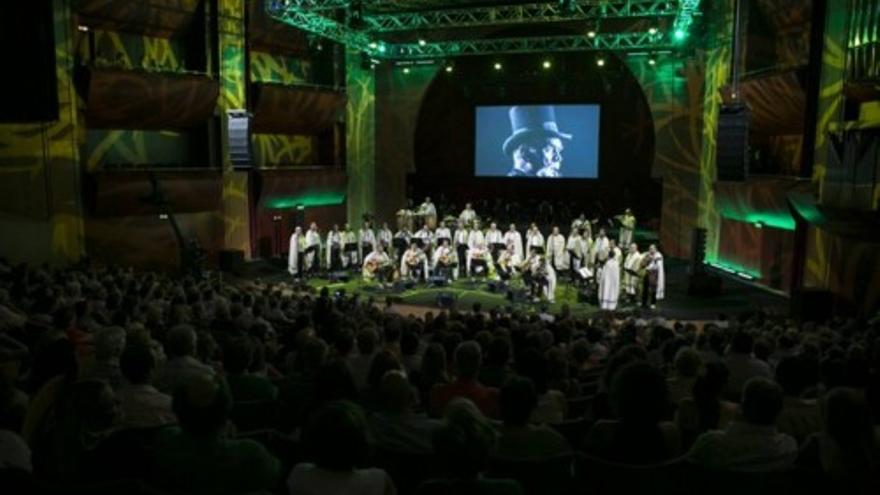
[345,48,375,229]
[250,51,311,84]
[75,0,200,38]
[0,0,84,263]
[85,129,190,170]
[252,134,314,168]
[79,29,185,71]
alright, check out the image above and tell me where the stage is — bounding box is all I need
[234,258,789,321]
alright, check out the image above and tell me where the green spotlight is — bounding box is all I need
[648,57,656,66]
[368,41,377,49]
[649,27,658,35]
[494,62,502,70]
[587,30,596,38]
[674,29,686,40]
[542,60,552,69]
[418,39,427,46]
[445,65,453,73]
[596,57,605,67]
[378,43,387,53]
[403,67,410,74]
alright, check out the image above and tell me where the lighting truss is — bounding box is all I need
[266,0,688,58]
[389,32,673,59]
[364,1,678,33]
[673,0,701,36]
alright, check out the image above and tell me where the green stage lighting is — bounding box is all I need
[649,27,658,35]
[542,59,552,69]
[445,65,453,73]
[674,29,686,40]
[403,67,410,74]
[596,57,605,67]
[494,62,502,70]
[418,39,426,46]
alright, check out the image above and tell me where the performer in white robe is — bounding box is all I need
[495,246,517,281]
[414,225,434,253]
[458,202,477,227]
[545,226,569,272]
[641,244,665,309]
[503,223,524,263]
[287,226,303,277]
[571,214,587,233]
[544,259,557,303]
[467,221,486,250]
[378,223,393,249]
[400,243,429,282]
[590,229,610,269]
[303,223,322,274]
[418,197,437,229]
[566,228,588,272]
[431,239,459,281]
[454,222,471,279]
[485,222,504,261]
[615,208,636,249]
[325,225,344,270]
[358,221,377,262]
[598,249,621,310]
[526,223,545,254]
[434,222,452,247]
[466,240,494,278]
[362,244,393,284]
[622,243,643,301]
[393,227,412,264]
[341,224,358,267]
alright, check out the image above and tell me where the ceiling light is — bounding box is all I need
[596,57,605,67]
[542,60,552,69]
[649,27,658,35]
[587,30,596,38]
[418,39,427,46]
[445,65,453,73]
[494,62,502,70]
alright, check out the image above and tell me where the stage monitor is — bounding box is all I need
[474,104,600,179]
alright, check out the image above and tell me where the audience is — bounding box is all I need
[288,400,395,495]
[152,373,281,495]
[496,376,571,459]
[687,377,798,471]
[0,258,878,492]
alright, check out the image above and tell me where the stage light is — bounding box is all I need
[78,25,89,32]
[587,30,596,38]
[649,27,658,35]
[418,39,427,46]
[648,57,656,66]
[753,221,764,229]
[596,57,605,67]
[377,43,387,53]
[445,65,453,73]
[494,62,502,70]
[368,41,378,49]
[542,60,552,69]
[403,67,410,74]
[674,29,686,40]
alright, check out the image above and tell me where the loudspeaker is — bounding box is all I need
[690,228,707,273]
[792,289,834,323]
[436,292,455,309]
[328,271,351,283]
[687,272,723,296]
[226,110,252,168]
[716,105,750,181]
[0,1,58,122]
[219,249,245,274]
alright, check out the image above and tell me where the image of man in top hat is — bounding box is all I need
[503,105,572,178]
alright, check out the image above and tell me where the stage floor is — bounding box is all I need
[236,258,789,321]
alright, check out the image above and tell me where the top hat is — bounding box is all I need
[502,105,572,156]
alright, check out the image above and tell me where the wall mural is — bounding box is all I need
[0,0,84,264]
[345,48,375,229]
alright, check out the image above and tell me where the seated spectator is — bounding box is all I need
[417,343,450,408]
[0,334,29,432]
[666,347,701,406]
[425,398,522,494]
[585,362,681,464]
[154,325,215,394]
[400,330,422,376]
[516,348,566,423]
[687,377,798,472]
[430,341,499,418]
[350,328,379,392]
[222,337,277,402]
[478,337,514,389]
[84,326,126,391]
[589,345,647,421]
[676,361,738,448]
[546,347,581,398]
[496,376,571,459]
[288,400,395,495]
[724,331,771,401]
[774,356,820,445]
[797,387,880,489]
[118,343,176,429]
[22,338,78,444]
[152,374,281,495]
[369,370,441,454]
[0,429,31,473]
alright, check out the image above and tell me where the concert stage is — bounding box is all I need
[236,258,788,321]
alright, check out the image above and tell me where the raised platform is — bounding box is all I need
[236,258,789,320]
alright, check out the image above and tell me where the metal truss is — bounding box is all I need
[673,0,701,35]
[364,1,678,33]
[266,1,688,58]
[389,31,672,59]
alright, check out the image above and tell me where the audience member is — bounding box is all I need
[496,376,571,459]
[430,341,498,418]
[222,336,278,402]
[369,370,441,454]
[118,342,176,429]
[154,325,215,394]
[724,332,772,401]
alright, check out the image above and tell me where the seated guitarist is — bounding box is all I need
[362,244,394,286]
